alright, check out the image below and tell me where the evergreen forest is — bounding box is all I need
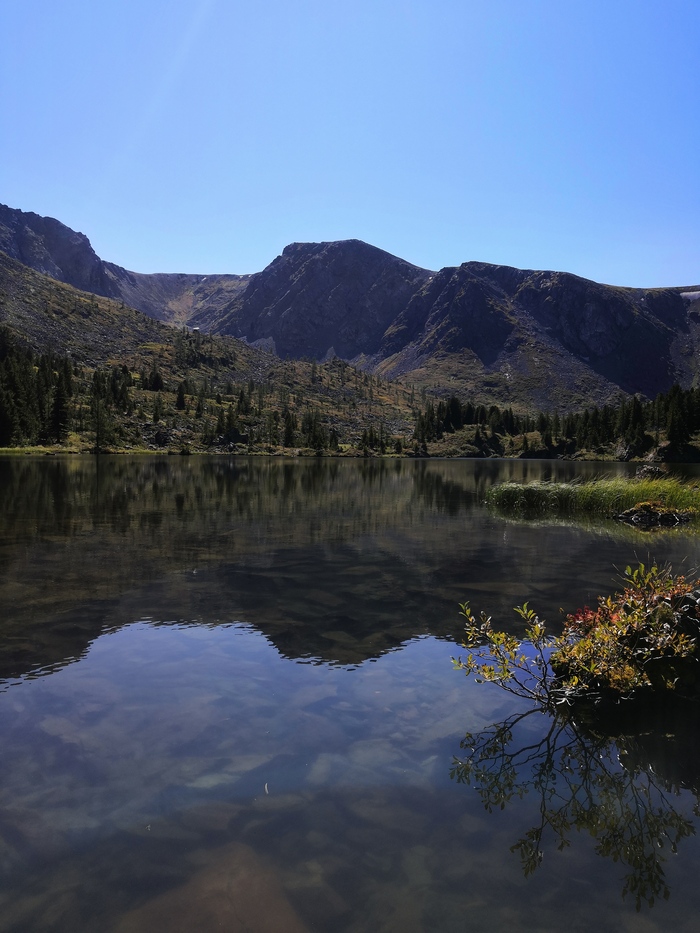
[2,325,699,461]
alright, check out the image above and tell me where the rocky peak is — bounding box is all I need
[0,203,117,298]
[215,239,433,360]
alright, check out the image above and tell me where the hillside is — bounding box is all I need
[0,204,248,325]
[2,202,700,411]
[0,249,254,374]
[0,250,416,453]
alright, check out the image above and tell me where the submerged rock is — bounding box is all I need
[112,841,309,933]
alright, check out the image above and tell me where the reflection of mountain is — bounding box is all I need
[2,456,698,681]
[0,456,473,678]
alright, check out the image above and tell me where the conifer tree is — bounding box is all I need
[176,382,186,410]
[50,373,70,442]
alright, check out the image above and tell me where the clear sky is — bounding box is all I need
[1,0,698,286]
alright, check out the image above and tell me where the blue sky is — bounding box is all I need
[2,0,698,286]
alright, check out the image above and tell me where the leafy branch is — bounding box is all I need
[453,602,558,706]
[455,563,700,707]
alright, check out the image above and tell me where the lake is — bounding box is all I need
[1,455,700,932]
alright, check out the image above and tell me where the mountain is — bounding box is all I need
[367,261,700,409]
[0,247,275,400]
[2,202,700,410]
[204,242,700,408]
[193,239,433,359]
[0,204,249,325]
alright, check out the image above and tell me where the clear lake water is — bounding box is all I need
[1,455,700,932]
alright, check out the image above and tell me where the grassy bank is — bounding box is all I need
[486,476,700,516]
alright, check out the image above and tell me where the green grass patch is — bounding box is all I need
[486,476,700,517]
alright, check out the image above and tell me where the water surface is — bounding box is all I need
[1,456,700,931]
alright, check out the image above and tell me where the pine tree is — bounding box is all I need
[176,382,186,410]
[215,407,225,438]
[152,392,163,424]
[283,409,297,447]
[50,373,70,442]
[667,403,690,448]
[0,382,17,446]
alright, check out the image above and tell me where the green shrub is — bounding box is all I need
[455,564,700,706]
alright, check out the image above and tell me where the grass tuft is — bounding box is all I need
[486,477,700,517]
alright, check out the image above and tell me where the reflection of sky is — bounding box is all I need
[0,622,476,840]
[2,620,700,930]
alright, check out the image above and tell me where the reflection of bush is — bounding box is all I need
[450,704,697,909]
[487,509,700,541]
[453,563,700,907]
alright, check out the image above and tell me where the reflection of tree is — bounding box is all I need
[411,463,474,515]
[450,706,697,909]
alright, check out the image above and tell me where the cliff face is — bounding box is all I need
[0,204,119,299]
[510,271,690,398]
[2,202,699,409]
[359,261,695,405]
[379,264,517,364]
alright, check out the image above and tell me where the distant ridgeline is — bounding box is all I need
[3,203,700,414]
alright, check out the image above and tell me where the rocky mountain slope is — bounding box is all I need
[203,242,700,408]
[366,261,700,409]
[2,202,699,410]
[0,204,248,325]
[194,239,433,359]
[0,248,264,382]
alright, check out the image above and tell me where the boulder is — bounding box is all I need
[615,502,692,528]
[112,841,309,933]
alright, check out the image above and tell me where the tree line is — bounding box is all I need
[414,386,700,453]
[0,329,74,446]
[4,321,700,454]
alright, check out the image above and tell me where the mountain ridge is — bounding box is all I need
[2,202,699,410]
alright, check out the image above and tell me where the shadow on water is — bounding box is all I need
[451,696,700,910]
